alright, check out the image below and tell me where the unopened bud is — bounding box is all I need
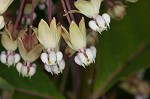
[126,0,138,3]
[107,1,126,20]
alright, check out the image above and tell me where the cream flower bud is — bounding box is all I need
[0,0,14,14]
[126,0,138,3]
[107,1,126,20]
[0,16,5,29]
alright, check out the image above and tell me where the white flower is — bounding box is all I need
[61,17,97,67]
[0,51,20,67]
[16,62,36,78]
[33,18,65,75]
[88,13,111,34]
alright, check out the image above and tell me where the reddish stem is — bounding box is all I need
[61,0,71,24]
[13,0,25,38]
[47,0,52,24]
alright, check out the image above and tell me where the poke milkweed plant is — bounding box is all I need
[0,0,149,99]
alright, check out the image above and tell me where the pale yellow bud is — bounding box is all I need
[0,16,5,29]
[126,0,138,3]
[107,1,126,20]
[0,0,14,14]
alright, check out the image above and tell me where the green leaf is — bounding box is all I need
[0,77,14,91]
[94,0,150,96]
[0,64,64,99]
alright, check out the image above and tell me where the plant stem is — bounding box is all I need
[29,0,35,35]
[61,0,71,24]
[64,0,75,21]
[13,0,25,38]
[47,0,52,24]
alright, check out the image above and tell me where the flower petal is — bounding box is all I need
[74,0,95,18]
[88,20,99,31]
[102,13,111,28]
[1,33,17,51]
[38,19,55,49]
[91,0,103,15]
[41,53,48,64]
[70,21,86,50]
[0,0,14,14]
[27,44,42,62]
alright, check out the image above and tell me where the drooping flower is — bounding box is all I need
[16,29,42,77]
[33,18,65,75]
[61,17,96,68]
[0,22,20,67]
[74,0,111,34]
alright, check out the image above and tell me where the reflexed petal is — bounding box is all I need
[91,0,103,15]
[7,55,14,66]
[0,53,6,64]
[49,51,56,64]
[70,21,85,50]
[74,0,95,18]
[40,53,48,64]
[38,19,55,49]
[27,44,42,62]
[16,62,23,73]
[1,33,17,51]
[61,26,74,49]
[21,66,28,77]
[0,0,14,14]
[102,13,110,27]
[14,53,20,64]
[74,56,82,65]
[79,17,86,46]
[56,51,63,63]
[88,20,99,31]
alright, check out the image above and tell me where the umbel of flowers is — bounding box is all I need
[61,17,96,68]
[33,18,65,75]
[0,0,117,77]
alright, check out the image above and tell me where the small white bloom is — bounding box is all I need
[61,18,97,68]
[89,13,111,34]
[0,51,20,67]
[34,18,65,75]
[41,50,65,75]
[16,61,36,78]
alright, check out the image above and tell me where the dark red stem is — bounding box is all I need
[13,0,25,38]
[47,0,52,24]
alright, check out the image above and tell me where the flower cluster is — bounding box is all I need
[0,0,133,77]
